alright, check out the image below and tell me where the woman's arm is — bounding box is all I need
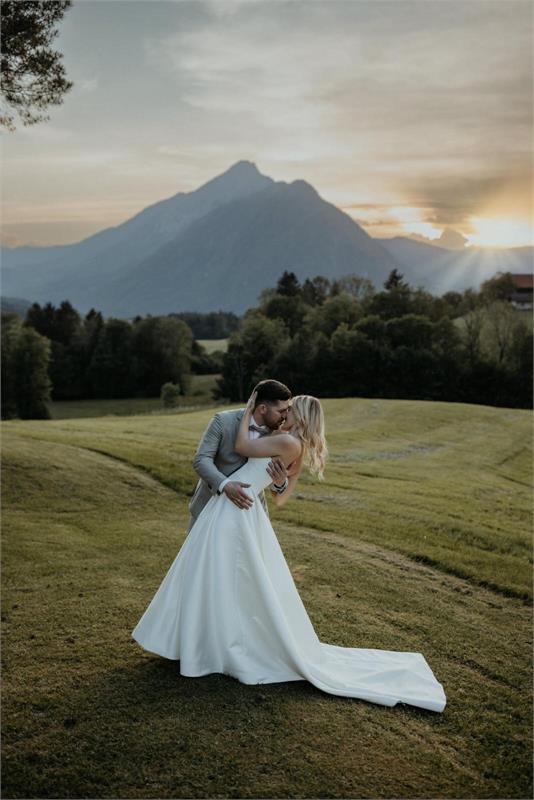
[270,459,303,507]
[235,393,301,466]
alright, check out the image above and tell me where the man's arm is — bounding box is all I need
[192,412,253,509]
[192,413,228,495]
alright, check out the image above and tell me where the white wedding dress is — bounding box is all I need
[132,457,446,712]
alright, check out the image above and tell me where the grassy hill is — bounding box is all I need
[1,398,532,799]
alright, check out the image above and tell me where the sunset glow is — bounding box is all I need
[1,0,532,250]
[401,223,442,241]
[465,218,534,249]
[389,207,443,242]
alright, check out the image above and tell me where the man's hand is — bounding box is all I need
[266,457,288,487]
[223,481,253,509]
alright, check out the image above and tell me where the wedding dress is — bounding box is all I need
[131,457,446,712]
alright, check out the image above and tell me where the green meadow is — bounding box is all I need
[197,338,229,354]
[1,398,532,799]
[46,374,220,420]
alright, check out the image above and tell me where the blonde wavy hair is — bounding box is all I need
[290,395,328,480]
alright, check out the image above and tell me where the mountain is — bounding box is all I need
[2,161,532,316]
[86,179,400,316]
[0,296,33,316]
[1,161,273,305]
[1,163,399,315]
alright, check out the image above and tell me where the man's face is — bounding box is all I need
[256,399,291,431]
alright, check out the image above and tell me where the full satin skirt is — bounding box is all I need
[132,491,446,713]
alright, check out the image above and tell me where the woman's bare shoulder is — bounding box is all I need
[272,431,299,443]
[278,433,303,455]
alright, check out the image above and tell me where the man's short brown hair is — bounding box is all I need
[253,379,292,406]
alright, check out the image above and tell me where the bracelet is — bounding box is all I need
[272,478,289,493]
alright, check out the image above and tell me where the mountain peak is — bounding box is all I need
[197,160,273,197]
[226,159,261,175]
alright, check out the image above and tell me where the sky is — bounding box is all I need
[1,0,533,249]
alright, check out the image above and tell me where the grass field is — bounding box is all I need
[197,338,229,354]
[1,398,532,799]
[47,375,220,420]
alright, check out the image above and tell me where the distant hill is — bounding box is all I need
[2,161,532,315]
[1,296,33,316]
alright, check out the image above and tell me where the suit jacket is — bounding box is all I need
[188,408,268,528]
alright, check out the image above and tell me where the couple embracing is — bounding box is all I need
[132,380,446,713]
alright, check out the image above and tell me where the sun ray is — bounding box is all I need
[466,218,534,248]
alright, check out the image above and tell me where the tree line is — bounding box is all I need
[1,303,195,419]
[2,270,531,419]
[215,270,532,409]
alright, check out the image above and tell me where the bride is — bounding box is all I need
[131,392,446,713]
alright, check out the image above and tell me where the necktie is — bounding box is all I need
[249,423,266,435]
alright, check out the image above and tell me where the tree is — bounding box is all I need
[461,307,485,365]
[384,268,408,291]
[132,316,193,396]
[53,300,81,344]
[87,319,136,399]
[508,324,533,408]
[331,274,375,303]
[215,332,246,402]
[442,291,464,317]
[327,324,384,397]
[81,308,104,395]
[480,272,516,305]
[25,300,84,399]
[216,314,289,401]
[190,340,224,375]
[1,1,73,131]
[367,287,412,320]
[11,326,52,418]
[302,276,330,306]
[24,299,81,344]
[305,293,361,337]
[458,288,481,315]
[171,311,240,339]
[276,271,301,297]
[1,312,22,418]
[410,287,449,321]
[481,300,520,365]
[384,345,440,400]
[354,314,387,342]
[262,293,308,336]
[161,382,181,409]
[24,301,56,339]
[385,314,434,350]
[271,329,326,395]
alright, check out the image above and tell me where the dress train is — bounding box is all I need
[132,457,446,713]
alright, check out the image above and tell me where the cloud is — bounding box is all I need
[401,171,533,227]
[142,0,532,209]
[78,77,99,93]
[17,125,74,144]
[203,0,260,18]
[5,0,533,245]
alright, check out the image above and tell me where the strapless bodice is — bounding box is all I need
[229,458,273,494]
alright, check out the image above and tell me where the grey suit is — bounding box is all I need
[188,408,269,531]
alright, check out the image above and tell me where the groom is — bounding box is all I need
[188,379,292,531]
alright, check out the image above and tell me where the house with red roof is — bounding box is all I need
[509,274,533,309]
